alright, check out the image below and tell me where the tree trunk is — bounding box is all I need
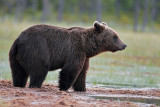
[32,0,37,12]
[151,0,157,22]
[57,0,64,22]
[115,0,120,18]
[4,0,14,14]
[133,0,140,32]
[15,0,26,21]
[31,0,37,20]
[78,0,84,21]
[141,0,149,32]
[89,0,96,18]
[96,0,102,22]
[41,0,50,22]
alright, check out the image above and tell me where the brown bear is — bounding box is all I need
[9,21,127,91]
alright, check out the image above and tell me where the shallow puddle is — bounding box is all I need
[90,95,160,106]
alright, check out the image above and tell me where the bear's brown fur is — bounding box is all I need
[9,21,127,91]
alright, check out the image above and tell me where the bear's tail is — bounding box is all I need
[9,39,28,87]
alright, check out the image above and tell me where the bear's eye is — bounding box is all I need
[113,35,118,42]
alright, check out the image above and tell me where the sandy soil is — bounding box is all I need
[0,80,159,107]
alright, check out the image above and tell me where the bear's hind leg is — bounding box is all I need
[29,68,48,88]
[73,59,89,92]
[11,63,29,87]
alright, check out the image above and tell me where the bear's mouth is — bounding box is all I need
[118,47,126,51]
[111,49,118,52]
[111,47,126,52]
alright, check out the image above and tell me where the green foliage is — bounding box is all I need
[120,0,134,12]
[0,0,160,26]
[119,14,130,24]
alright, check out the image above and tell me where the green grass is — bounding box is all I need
[0,21,160,88]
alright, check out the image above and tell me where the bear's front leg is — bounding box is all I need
[59,55,86,91]
[73,59,89,92]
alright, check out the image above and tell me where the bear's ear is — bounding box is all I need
[101,22,108,26]
[93,21,104,32]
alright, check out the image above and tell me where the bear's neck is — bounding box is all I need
[84,28,105,58]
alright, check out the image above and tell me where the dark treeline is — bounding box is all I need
[0,0,160,32]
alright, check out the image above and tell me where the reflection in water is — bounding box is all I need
[91,95,160,106]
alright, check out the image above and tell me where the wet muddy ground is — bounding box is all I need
[0,80,160,107]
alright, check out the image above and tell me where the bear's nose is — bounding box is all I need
[123,44,127,49]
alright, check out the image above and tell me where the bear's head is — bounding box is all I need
[93,21,127,52]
